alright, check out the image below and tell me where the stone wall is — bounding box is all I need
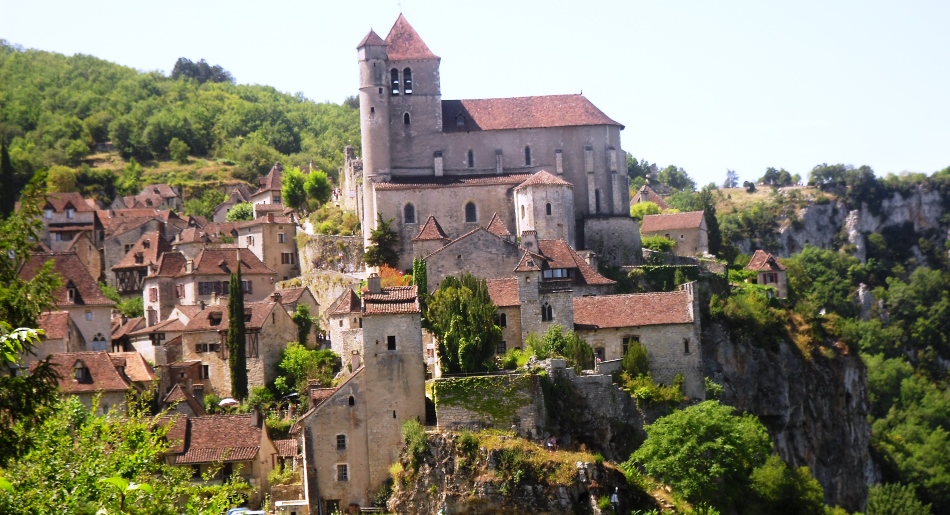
[423,229,522,289]
[583,216,642,267]
[298,233,364,275]
[430,373,546,439]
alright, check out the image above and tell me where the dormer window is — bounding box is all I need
[390,68,400,95]
[45,208,53,219]
[73,361,89,382]
[208,312,223,326]
[143,239,150,249]
[134,253,144,264]
[66,208,74,219]
[403,68,412,94]
[67,284,77,303]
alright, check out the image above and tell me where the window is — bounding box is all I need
[457,114,466,127]
[337,464,349,482]
[176,284,184,298]
[390,68,400,95]
[142,239,150,249]
[684,338,690,354]
[336,434,347,450]
[496,341,507,355]
[134,252,144,264]
[246,235,255,246]
[149,287,158,302]
[595,347,606,362]
[45,208,53,219]
[278,233,285,243]
[348,396,355,406]
[403,112,411,125]
[92,333,106,352]
[281,253,296,264]
[66,208,74,219]
[403,67,412,94]
[273,195,281,203]
[467,149,474,168]
[387,335,396,351]
[404,203,416,224]
[74,362,88,381]
[85,311,93,321]
[546,203,552,215]
[195,343,221,354]
[339,319,343,327]
[542,268,573,279]
[622,336,640,356]
[496,313,507,327]
[124,244,134,254]
[242,280,253,294]
[464,202,477,223]
[524,146,532,166]
[595,189,602,214]
[247,332,259,358]
[520,205,525,219]
[541,303,553,322]
[200,365,210,379]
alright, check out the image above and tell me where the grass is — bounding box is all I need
[472,429,601,486]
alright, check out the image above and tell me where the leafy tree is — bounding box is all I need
[743,180,757,193]
[809,163,849,189]
[657,165,696,191]
[526,325,593,373]
[621,339,649,377]
[99,283,144,318]
[226,261,248,400]
[641,235,676,253]
[630,400,772,514]
[412,258,428,317]
[630,201,661,220]
[170,57,235,84]
[168,137,189,163]
[627,155,653,181]
[865,483,932,515]
[304,169,332,209]
[723,169,739,189]
[0,140,15,218]
[290,304,318,345]
[281,166,307,212]
[364,215,399,269]
[115,158,143,196]
[276,343,339,395]
[759,167,794,187]
[747,454,827,515]
[226,201,255,222]
[427,273,501,373]
[45,165,77,192]
[698,186,722,256]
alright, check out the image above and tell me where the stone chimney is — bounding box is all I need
[270,292,282,303]
[266,212,275,223]
[185,259,194,273]
[521,230,538,251]
[367,273,382,294]
[350,350,361,371]
[199,300,207,310]
[210,292,218,306]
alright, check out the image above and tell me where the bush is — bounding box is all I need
[642,235,676,253]
[168,137,190,163]
[402,419,427,470]
[498,347,530,370]
[622,340,650,377]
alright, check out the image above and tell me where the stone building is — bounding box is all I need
[39,192,103,249]
[640,211,709,257]
[162,247,277,309]
[299,277,425,511]
[39,351,150,414]
[231,213,301,282]
[212,184,253,222]
[19,311,87,370]
[745,249,788,298]
[112,231,172,297]
[631,184,671,210]
[112,184,182,211]
[350,15,640,270]
[250,162,284,205]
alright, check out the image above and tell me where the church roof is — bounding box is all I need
[376,173,532,190]
[384,14,438,60]
[745,249,786,272]
[640,211,706,233]
[357,29,386,48]
[573,291,693,329]
[515,170,573,190]
[486,213,511,237]
[413,216,450,241]
[442,94,623,132]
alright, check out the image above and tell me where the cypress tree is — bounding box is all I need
[227,258,248,400]
[0,140,15,219]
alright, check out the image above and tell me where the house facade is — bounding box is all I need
[640,211,709,257]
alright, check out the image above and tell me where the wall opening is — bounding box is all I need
[545,203,552,215]
[403,112,411,125]
[403,67,412,94]
[390,68,400,95]
[465,202,477,223]
[404,203,416,224]
[467,149,474,168]
[524,146,532,166]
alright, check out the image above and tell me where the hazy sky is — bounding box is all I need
[2,0,948,186]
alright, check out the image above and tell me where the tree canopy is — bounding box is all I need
[364,215,400,269]
[426,273,501,374]
[169,57,235,84]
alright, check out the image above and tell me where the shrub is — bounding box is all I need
[642,235,676,253]
[402,419,427,470]
[622,341,649,377]
[498,347,530,370]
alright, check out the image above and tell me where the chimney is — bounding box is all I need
[199,300,206,310]
[250,408,261,427]
[270,292,282,303]
[121,314,128,325]
[210,292,218,306]
[266,212,275,223]
[185,259,194,273]
[521,230,538,251]
[367,273,382,294]
[350,350,361,371]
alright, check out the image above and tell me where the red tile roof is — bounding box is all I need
[112,316,145,340]
[422,227,517,261]
[43,192,97,213]
[112,231,171,270]
[486,213,511,238]
[573,292,693,329]
[172,414,263,464]
[640,211,706,233]
[37,311,72,340]
[443,95,622,132]
[275,439,299,457]
[363,285,420,315]
[413,215,450,241]
[745,249,786,272]
[149,251,186,278]
[515,170,573,190]
[514,250,544,273]
[375,173,532,190]
[275,286,314,306]
[20,252,115,307]
[486,278,519,307]
[327,289,362,316]
[309,386,338,409]
[180,301,279,333]
[105,216,161,239]
[40,351,131,393]
[357,29,386,48]
[384,14,438,60]
[162,383,208,417]
[257,163,283,193]
[631,185,671,210]
[186,248,276,277]
[140,184,178,199]
[534,240,616,286]
[109,351,156,383]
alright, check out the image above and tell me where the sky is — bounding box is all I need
[2,0,948,187]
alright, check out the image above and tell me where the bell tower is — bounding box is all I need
[357,29,392,245]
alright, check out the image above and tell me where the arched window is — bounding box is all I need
[464,202,477,223]
[390,68,400,95]
[92,333,106,352]
[403,67,412,94]
[541,303,553,322]
[524,146,532,166]
[545,203,552,216]
[403,112,411,125]
[348,396,355,406]
[404,203,416,224]
[467,149,474,168]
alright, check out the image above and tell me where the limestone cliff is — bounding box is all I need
[702,322,871,512]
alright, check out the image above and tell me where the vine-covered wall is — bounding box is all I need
[429,373,545,439]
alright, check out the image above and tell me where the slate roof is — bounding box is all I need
[631,185,671,210]
[363,285,420,315]
[486,213,512,238]
[515,170,573,190]
[375,173,532,190]
[275,439,299,457]
[413,215,450,241]
[172,414,263,464]
[109,352,156,383]
[486,278,519,307]
[20,253,115,307]
[640,211,706,233]
[37,311,72,340]
[112,231,171,270]
[40,351,131,393]
[384,14,438,60]
[327,289,362,316]
[443,95,623,132]
[572,291,693,329]
[745,249,786,272]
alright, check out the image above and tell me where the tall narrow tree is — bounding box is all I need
[226,258,248,400]
[0,140,15,218]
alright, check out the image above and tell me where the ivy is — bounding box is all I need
[431,374,535,424]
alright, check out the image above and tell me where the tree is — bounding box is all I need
[723,169,739,189]
[364,215,399,269]
[115,158,143,196]
[291,304,318,346]
[226,260,248,400]
[630,400,772,514]
[641,235,676,253]
[0,139,14,218]
[866,483,932,515]
[526,325,594,373]
[747,454,827,515]
[45,165,78,193]
[759,167,794,187]
[743,180,757,193]
[657,165,696,191]
[170,57,235,84]
[168,137,189,163]
[698,186,722,256]
[276,344,339,395]
[427,273,501,373]
[630,201,661,220]
[621,339,649,377]
[226,202,254,222]
[627,155,653,181]
[304,169,332,208]
[412,258,428,317]
[282,166,307,212]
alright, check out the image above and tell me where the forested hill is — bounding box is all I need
[0,40,360,197]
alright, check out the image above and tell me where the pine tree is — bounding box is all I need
[364,215,400,268]
[412,258,428,320]
[226,259,248,400]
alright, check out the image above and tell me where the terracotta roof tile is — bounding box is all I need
[486,213,511,238]
[109,351,156,383]
[20,252,115,307]
[181,301,278,333]
[38,351,131,393]
[275,439,299,457]
[162,383,208,417]
[112,316,145,340]
[573,292,693,329]
[105,216,160,239]
[515,170,573,190]
[186,248,275,277]
[37,311,72,340]
[745,249,786,272]
[640,211,706,233]
[384,14,438,60]
[423,227,516,260]
[363,285,420,315]
[113,231,171,270]
[375,173,532,190]
[256,163,283,193]
[443,95,622,132]
[140,184,178,199]
[150,251,186,278]
[129,316,186,336]
[486,278,519,307]
[43,192,97,213]
[413,215,450,241]
[514,249,544,272]
[327,289,362,316]
[357,29,386,48]
[631,185,671,210]
[310,387,338,408]
[173,414,262,464]
[535,240,616,286]
[276,286,312,306]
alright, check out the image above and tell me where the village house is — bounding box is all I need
[15,311,86,372]
[152,247,277,313]
[39,192,103,249]
[232,213,301,282]
[142,251,187,326]
[631,184,671,210]
[640,211,709,257]
[745,249,788,298]
[111,184,182,211]
[212,184,253,222]
[38,351,154,414]
[250,162,284,205]
[112,231,172,297]
[161,383,208,417]
[110,315,145,353]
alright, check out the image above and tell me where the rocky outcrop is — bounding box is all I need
[702,322,870,512]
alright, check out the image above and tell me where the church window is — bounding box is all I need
[524,146,532,166]
[403,68,412,94]
[684,338,690,354]
[541,303,553,322]
[404,112,411,125]
[404,203,416,224]
[464,202,477,223]
[520,205,525,219]
[546,203,552,216]
[390,68,400,95]
[92,333,106,351]
[595,189,602,214]
[467,149,474,168]
[456,114,466,127]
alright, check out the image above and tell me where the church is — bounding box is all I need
[345,14,641,270]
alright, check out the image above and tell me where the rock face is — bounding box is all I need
[702,323,871,512]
